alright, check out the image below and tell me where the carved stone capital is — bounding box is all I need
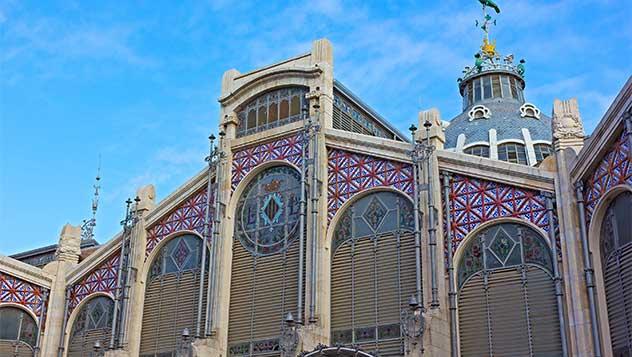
[552,98,585,140]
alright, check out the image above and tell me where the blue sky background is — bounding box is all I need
[1,0,631,254]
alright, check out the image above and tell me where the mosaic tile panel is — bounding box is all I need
[146,187,211,256]
[583,127,632,227]
[327,148,414,221]
[0,271,49,320]
[68,252,120,313]
[231,133,306,190]
[445,174,553,256]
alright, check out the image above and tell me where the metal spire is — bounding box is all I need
[81,156,101,240]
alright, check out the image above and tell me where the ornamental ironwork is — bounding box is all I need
[236,165,302,256]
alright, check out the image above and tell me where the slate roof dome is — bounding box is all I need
[444,46,553,166]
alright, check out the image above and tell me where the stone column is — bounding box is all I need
[40,224,81,357]
[551,98,596,357]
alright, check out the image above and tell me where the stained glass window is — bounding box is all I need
[0,306,37,348]
[332,191,415,252]
[236,87,308,138]
[458,223,553,289]
[236,165,302,256]
[149,235,203,280]
[70,296,114,338]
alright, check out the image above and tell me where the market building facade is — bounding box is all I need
[1,5,631,357]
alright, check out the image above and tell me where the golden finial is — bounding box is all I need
[481,38,497,58]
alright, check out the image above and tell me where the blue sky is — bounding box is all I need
[1,0,631,254]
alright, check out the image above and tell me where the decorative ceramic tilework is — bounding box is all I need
[445,174,552,256]
[68,252,120,313]
[231,133,306,190]
[583,127,632,227]
[327,148,414,221]
[146,187,211,256]
[0,271,48,319]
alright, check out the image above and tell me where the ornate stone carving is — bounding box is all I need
[55,224,82,263]
[552,98,584,140]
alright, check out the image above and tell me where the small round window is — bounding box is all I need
[236,165,302,256]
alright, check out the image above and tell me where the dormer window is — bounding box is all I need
[520,103,541,119]
[468,105,491,121]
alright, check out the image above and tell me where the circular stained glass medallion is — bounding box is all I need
[236,165,302,256]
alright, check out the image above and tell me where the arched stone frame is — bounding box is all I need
[586,183,632,357]
[62,292,114,357]
[325,186,416,349]
[0,302,39,354]
[452,216,559,355]
[225,161,305,355]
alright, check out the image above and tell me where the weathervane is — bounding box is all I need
[81,157,101,240]
[475,0,501,60]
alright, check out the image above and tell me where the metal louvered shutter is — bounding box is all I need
[139,270,206,356]
[0,341,33,357]
[331,232,416,356]
[68,328,111,357]
[458,266,562,357]
[227,239,303,356]
[605,242,632,354]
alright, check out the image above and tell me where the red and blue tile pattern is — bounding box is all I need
[68,252,120,313]
[0,271,48,321]
[146,187,210,256]
[231,133,305,190]
[446,174,552,256]
[583,127,632,227]
[327,148,414,221]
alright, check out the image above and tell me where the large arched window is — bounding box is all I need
[464,145,490,158]
[237,87,308,138]
[68,296,114,357]
[228,165,303,356]
[140,234,207,357]
[0,306,37,356]
[330,191,416,356]
[600,192,632,356]
[457,222,562,356]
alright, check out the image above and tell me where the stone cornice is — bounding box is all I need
[65,232,123,284]
[570,76,632,183]
[0,255,53,288]
[324,128,412,163]
[218,66,322,107]
[438,150,556,192]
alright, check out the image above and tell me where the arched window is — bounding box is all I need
[140,234,207,357]
[228,165,303,356]
[68,296,114,357]
[237,87,308,138]
[498,143,528,165]
[0,306,37,356]
[600,192,632,356]
[534,144,552,164]
[464,145,490,158]
[457,222,562,356]
[330,191,416,356]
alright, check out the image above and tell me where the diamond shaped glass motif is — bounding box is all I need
[261,193,283,226]
[363,197,388,232]
[489,227,516,265]
[171,239,191,270]
[89,300,105,329]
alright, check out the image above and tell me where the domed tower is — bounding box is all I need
[444,4,552,166]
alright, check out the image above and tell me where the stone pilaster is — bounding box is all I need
[40,224,81,357]
[552,98,595,356]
